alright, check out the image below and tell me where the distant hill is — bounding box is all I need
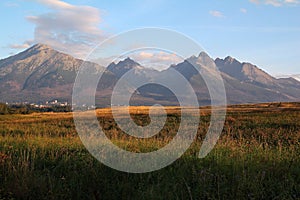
[0,44,300,105]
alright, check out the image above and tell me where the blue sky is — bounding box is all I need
[1,0,300,76]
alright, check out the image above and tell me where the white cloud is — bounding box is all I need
[293,74,300,81]
[4,2,19,7]
[92,51,183,70]
[9,42,31,49]
[131,51,181,63]
[209,10,225,18]
[13,0,105,58]
[34,0,73,9]
[265,0,282,7]
[276,74,300,81]
[284,0,300,3]
[249,0,260,4]
[249,0,299,6]
[124,51,183,70]
[240,8,247,13]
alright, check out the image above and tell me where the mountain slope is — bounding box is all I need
[172,53,300,104]
[0,44,299,105]
[106,58,176,105]
[107,57,160,82]
[0,44,114,103]
[215,56,277,86]
[215,56,300,102]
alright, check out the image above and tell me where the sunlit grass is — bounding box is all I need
[0,103,299,199]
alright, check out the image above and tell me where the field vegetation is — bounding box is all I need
[0,103,299,199]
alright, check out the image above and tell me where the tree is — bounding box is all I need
[0,103,9,114]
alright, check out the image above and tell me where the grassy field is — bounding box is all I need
[0,103,299,199]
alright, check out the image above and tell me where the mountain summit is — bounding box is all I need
[107,57,144,78]
[28,43,52,51]
[0,44,104,102]
[0,44,300,105]
[215,56,276,85]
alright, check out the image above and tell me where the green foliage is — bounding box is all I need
[0,103,72,115]
[0,103,9,115]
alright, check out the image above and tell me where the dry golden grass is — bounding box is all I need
[0,102,299,199]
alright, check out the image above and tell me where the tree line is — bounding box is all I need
[0,103,71,114]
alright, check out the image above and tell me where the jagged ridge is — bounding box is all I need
[0,44,300,105]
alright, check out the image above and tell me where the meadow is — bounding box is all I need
[0,103,299,199]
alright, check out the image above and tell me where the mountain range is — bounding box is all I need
[0,43,300,106]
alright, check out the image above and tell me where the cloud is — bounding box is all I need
[284,0,300,3]
[130,51,182,63]
[9,42,32,49]
[249,0,260,4]
[34,0,73,9]
[240,8,247,13]
[209,10,225,18]
[4,2,19,7]
[13,0,105,58]
[92,51,183,70]
[128,51,183,70]
[265,0,282,7]
[275,74,300,81]
[249,0,299,6]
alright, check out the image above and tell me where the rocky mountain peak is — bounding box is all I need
[107,57,143,78]
[31,43,52,50]
[121,57,141,67]
[24,43,53,55]
[0,44,300,104]
[224,56,234,62]
[186,51,216,69]
[217,56,241,66]
[198,51,210,59]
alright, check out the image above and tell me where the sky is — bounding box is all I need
[0,0,300,76]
